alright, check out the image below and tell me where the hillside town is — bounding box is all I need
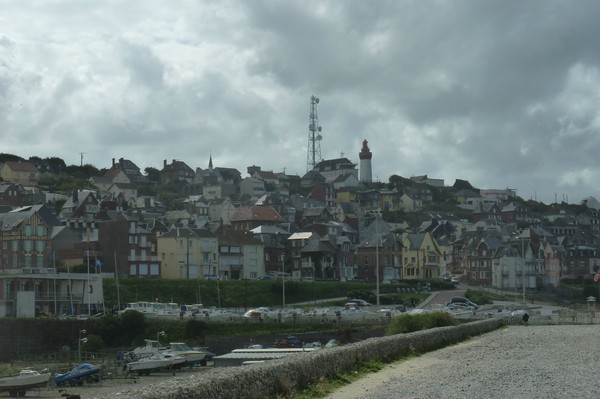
[1,139,599,318]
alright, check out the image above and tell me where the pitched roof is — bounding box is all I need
[230,206,284,222]
[104,168,124,180]
[3,161,38,173]
[313,158,356,171]
[254,170,278,180]
[0,204,60,231]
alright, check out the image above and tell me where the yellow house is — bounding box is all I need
[401,232,444,280]
[157,227,219,279]
[335,187,358,204]
[0,161,40,186]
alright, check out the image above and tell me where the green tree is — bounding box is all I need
[144,167,161,182]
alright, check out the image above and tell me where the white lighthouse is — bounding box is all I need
[359,139,372,183]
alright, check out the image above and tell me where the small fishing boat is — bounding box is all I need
[165,342,208,366]
[0,368,51,396]
[126,352,186,375]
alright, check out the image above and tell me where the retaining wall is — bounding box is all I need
[138,319,503,399]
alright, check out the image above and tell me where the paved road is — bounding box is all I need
[325,324,600,399]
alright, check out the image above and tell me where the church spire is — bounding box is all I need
[208,154,213,170]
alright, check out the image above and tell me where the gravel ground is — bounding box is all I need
[10,367,211,399]
[325,325,600,399]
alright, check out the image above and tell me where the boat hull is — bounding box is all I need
[54,364,101,386]
[0,370,51,395]
[126,354,186,374]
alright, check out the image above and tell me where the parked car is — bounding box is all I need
[347,299,372,307]
[447,297,479,309]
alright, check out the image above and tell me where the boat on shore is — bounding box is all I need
[165,342,208,366]
[0,368,51,396]
[54,363,101,386]
[126,352,186,375]
[129,339,166,359]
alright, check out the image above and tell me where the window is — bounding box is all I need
[24,240,33,251]
[139,264,149,275]
[36,225,46,236]
[129,264,137,276]
[35,240,45,252]
[150,264,159,275]
[24,225,32,236]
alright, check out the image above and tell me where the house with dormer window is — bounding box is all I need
[401,232,444,280]
[250,168,279,187]
[356,231,402,283]
[501,202,528,223]
[312,157,358,184]
[216,226,265,280]
[110,157,145,183]
[161,159,195,185]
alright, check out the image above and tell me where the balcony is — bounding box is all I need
[1,292,83,302]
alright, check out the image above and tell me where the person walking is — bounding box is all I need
[522,312,529,326]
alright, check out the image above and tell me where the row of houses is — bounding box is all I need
[2,154,600,317]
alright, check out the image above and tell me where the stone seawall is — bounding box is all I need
[136,319,503,399]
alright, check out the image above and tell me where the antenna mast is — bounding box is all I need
[306,95,323,172]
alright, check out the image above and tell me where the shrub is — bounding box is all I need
[118,310,147,344]
[184,319,207,339]
[385,311,458,335]
[465,289,493,306]
[82,334,104,352]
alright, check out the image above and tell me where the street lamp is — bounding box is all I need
[78,329,87,362]
[374,211,381,306]
[521,236,527,302]
[515,234,526,302]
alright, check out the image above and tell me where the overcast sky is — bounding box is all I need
[2,1,600,205]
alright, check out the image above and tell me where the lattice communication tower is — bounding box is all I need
[306,95,323,172]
